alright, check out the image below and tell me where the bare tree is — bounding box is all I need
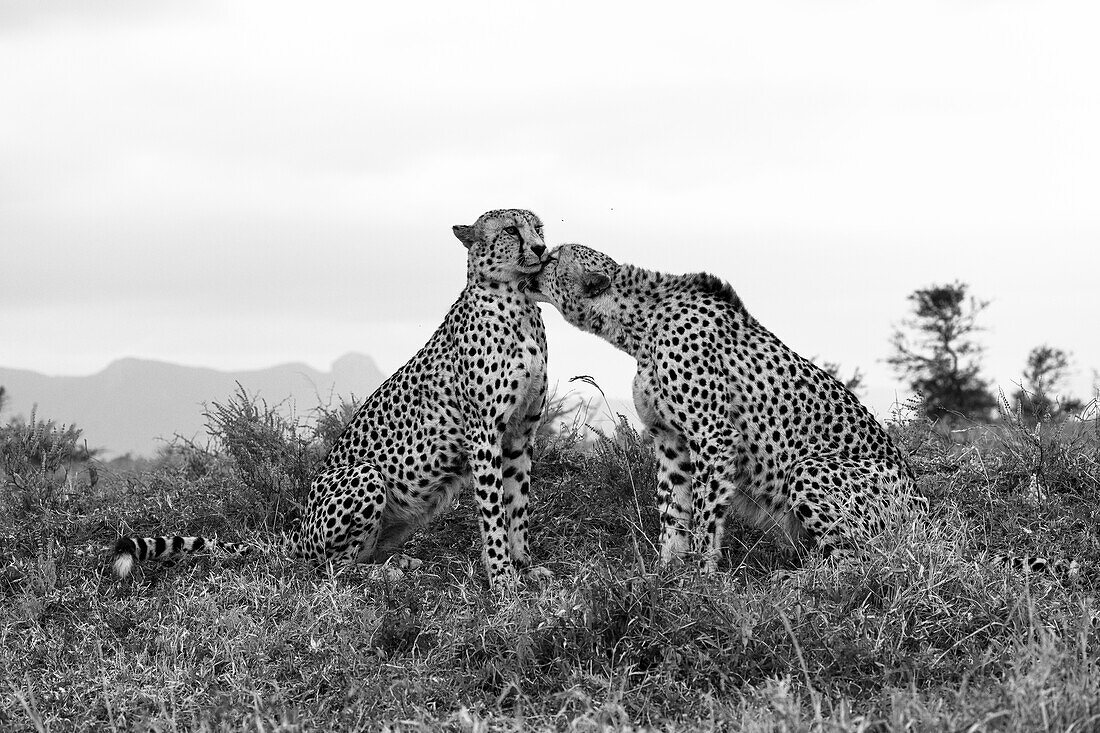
[1013,345,1084,424]
[887,281,997,423]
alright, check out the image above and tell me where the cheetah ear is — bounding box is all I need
[452,224,477,249]
[581,272,612,297]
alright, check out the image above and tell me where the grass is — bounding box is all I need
[1,393,1099,731]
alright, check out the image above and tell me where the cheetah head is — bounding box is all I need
[525,243,622,336]
[452,209,549,285]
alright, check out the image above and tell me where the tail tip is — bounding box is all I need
[112,552,135,578]
[112,537,138,577]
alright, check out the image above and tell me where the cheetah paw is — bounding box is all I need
[523,565,554,583]
[490,570,521,593]
[364,564,406,582]
[388,553,423,571]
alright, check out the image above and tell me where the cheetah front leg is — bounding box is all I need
[686,430,739,573]
[467,423,517,588]
[502,410,552,582]
[652,426,694,565]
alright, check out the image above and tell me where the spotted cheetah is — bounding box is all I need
[114,209,551,588]
[527,243,1073,576]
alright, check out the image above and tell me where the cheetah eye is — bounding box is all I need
[581,272,612,297]
[535,226,543,235]
[503,226,519,236]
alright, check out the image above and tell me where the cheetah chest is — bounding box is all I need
[503,323,547,429]
[632,359,666,431]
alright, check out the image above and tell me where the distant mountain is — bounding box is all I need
[0,353,385,458]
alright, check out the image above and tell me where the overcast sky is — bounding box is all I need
[2,1,1098,416]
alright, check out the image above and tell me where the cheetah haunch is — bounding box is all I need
[114,209,551,588]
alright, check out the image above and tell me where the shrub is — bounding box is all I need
[202,384,321,521]
[0,407,85,482]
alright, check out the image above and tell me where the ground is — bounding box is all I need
[1,394,1099,732]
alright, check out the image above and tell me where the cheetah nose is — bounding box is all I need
[531,243,547,258]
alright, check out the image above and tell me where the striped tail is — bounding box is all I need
[112,535,254,577]
[991,553,1080,579]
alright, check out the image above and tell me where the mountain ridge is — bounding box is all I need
[0,354,385,458]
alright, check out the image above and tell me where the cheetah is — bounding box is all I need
[527,243,1074,576]
[114,209,551,588]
